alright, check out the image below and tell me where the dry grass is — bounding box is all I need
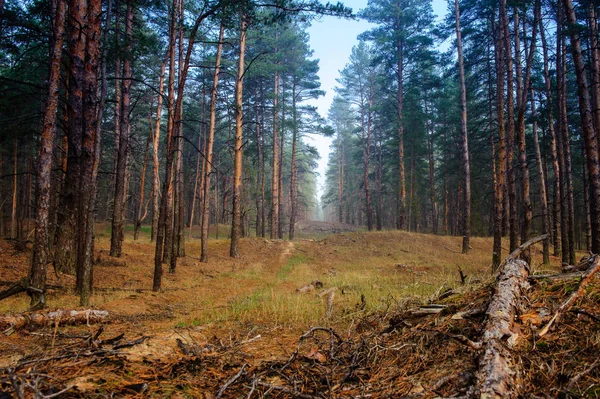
[0,227,564,329]
[1,225,597,398]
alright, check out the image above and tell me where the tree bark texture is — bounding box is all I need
[54,0,87,276]
[478,257,530,398]
[29,0,66,310]
[110,1,133,258]
[151,59,166,242]
[76,0,102,306]
[200,24,224,262]
[503,4,517,253]
[230,16,247,258]
[531,90,550,265]
[493,6,507,271]
[289,80,300,239]
[539,14,562,257]
[0,309,109,332]
[562,0,600,254]
[153,0,177,291]
[455,0,470,253]
[396,37,405,230]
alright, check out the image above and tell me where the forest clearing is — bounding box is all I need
[0,226,598,398]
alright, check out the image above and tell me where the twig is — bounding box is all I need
[429,374,454,392]
[457,265,467,284]
[326,290,335,318]
[529,272,584,281]
[566,359,600,391]
[448,334,482,350]
[539,255,600,337]
[237,335,261,346]
[216,363,247,398]
[7,368,24,399]
[42,385,73,399]
[257,382,321,399]
[113,336,150,349]
[507,234,549,261]
[570,308,600,322]
[281,327,343,371]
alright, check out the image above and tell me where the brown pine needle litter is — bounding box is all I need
[0,227,598,398]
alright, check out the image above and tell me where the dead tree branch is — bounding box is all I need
[538,255,600,337]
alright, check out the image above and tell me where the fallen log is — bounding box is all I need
[1,309,110,334]
[538,254,600,337]
[477,257,530,398]
[475,235,551,398]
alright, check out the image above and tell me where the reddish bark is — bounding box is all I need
[562,0,600,254]
[110,1,133,257]
[492,3,507,271]
[455,0,470,252]
[230,16,247,258]
[29,0,66,310]
[200,24,224,262]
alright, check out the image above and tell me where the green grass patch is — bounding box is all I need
[277,253,306,279]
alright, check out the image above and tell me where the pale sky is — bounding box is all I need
[305,0,449,206]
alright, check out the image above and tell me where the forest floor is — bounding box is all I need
[0,225,598,398]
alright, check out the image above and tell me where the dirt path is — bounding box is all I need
[279,240,295,260]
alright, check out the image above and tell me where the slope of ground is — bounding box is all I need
[0,227,597,398]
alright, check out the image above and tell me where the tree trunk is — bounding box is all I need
[515,0,539,264]
[10,139,17,239]
[539,14,562,258]
[173,0,186,262]
[583,140,592,251]
[54,0,87,276]
[396,38,405,230]
[29,0,66,310]
[455,0,470,252]
[76,0,102,306]
[562,0,600,254]
[531,89,550,265]
[134,109,152,241]
[189,91,205,236]
[337,132,344,224]
[110,1,133,258]
[359,77,373,231]
[557,10,576,264]
[254,89,263,237]
[278,78,285,239]
[230,16,247,258]
[493,4,507,271]
[153,0,178,291]
[271,67,280,239]
[376,137,383,231]
[503,3,517,253]
[151,59,166,242]
[106,0,121,222]
[588,2,600,141]
[259,86,266,237]
[443,128,448,235]
[289,80,300,239]
[200,24,224,263]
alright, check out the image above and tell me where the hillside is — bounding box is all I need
[0,229,598,398]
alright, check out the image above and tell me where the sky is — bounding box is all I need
[304,0,449,212]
